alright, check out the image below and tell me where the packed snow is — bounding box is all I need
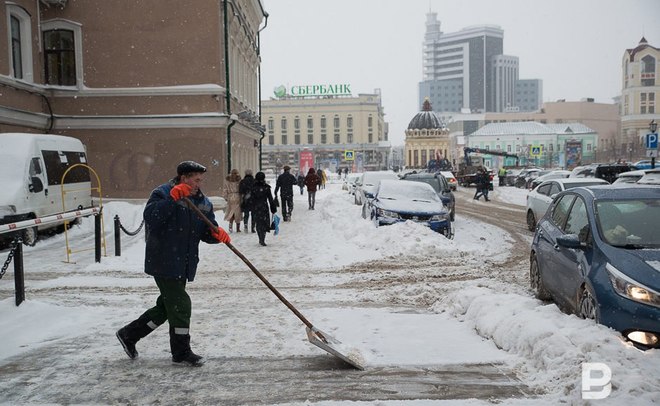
[0,179,657,404]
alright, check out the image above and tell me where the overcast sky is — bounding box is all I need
[259,0,660,146]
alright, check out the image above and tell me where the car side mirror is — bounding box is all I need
[556,234,585,249]
[29,177,44,193]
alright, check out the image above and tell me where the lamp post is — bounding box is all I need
[651,120,658,169]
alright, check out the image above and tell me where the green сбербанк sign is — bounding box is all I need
[273,84,351,98]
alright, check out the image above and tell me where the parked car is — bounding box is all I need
[354,170,399,207]
[400,172,455,221]
[569,163,637,184]
[529,169,571,190]
[514,168,541,188]
[613,169,649,184]
[343,173,361,194]
[369,180,453,239]
[504,168,523,186]
[637,169,660,185]
[530,185,660,349]
[525,178,608,231]
[440,171,458,191]
[633,159,654,170]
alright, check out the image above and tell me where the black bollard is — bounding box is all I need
[114,215,121,257]
[94,214,101,263]
[14,242,25,306]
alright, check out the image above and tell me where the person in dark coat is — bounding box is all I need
[239,169,255,233]
[274,165,298,221]
[304,168,320,210]
[473,167,491,201]
[297,172,305,195]
[251,171,277,246]
[116,161,231,367]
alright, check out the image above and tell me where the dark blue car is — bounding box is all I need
[369,180,453,239]
[530,185,660,349]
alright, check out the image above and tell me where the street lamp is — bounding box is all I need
[651,120,658,169]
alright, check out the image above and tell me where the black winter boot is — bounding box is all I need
[170,327,204,366]
[116,314,158,359]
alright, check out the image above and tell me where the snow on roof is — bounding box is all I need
[472,121,595,136]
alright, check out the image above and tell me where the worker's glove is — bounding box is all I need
[170,183,192,201]
[211,227,231,244]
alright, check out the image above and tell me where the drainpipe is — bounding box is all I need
[257,12,269,171]
[224,0,232,174]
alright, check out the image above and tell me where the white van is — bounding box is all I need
[0,133,93,245]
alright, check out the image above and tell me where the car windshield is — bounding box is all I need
[596,199,660,248]
[378,181,440,202]
[403,177,441,192]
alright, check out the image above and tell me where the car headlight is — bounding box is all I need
[430,212,449,221]
[607,263,660,308]
[376,208,400,219]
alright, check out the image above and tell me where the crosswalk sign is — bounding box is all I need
[530,145,542,157]
[344,150,355,161]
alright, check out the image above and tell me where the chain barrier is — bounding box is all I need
[1,237,21,279]
[118,218,145,236]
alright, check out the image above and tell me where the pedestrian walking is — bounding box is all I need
[222,168,242,232]
[251,171,277,246]
[116,161,230,367]
[297,172,305,195]
[317,168,326,190]
[304,168,320,209]
[239,169,255,233]
[473,167,491,201]
[498,167,506,186]
[274,165,297,221]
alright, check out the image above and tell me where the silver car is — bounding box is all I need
[526,178,608,231]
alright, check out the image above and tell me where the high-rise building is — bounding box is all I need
[419,12,542,114]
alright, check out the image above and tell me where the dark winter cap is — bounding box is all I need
[177,161,207,176]
[283,165,291,171]
[255,171,266,181]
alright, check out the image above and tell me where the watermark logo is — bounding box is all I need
[582,362,612,399]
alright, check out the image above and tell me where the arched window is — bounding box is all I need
[42,19,83,87]
[641,55,656,86]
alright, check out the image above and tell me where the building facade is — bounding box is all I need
[439,99,620,165]
[405,99,450,169]
[2,0,266,198]
[419,11,542,114]
[621,37,659,162]
[468,122,598,169]
[261,88,390,174]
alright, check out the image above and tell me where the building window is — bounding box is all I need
[268,135,274,145]
[307,133,313,144]
[421,150,427,166]
[43,29,77,86]
[268,119,274,130]
[507,145,512,152]
[282,133,287,145]
[347,116,353,128]
[307,117,313,129]
[294,133,300,144]
[368,116,373,127]
[368,133,373,143]
[280,117,287,130]
[321,133,326,144]
[347,132,353,143]
[8,5,33,82]
[587,143,592,151]
[413,150,419,167]
[641,55,656,86]
[294,117,300,129]
[333,115,340,128]
[321,116,326,128]
[334,133,340,144]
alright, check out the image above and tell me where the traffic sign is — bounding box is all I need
[530,145,542,157]
[646,149,658,158]
[646,133,658,149]
[344,150,355,161]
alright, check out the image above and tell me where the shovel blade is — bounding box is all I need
[306,327,365,370]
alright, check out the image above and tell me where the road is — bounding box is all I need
[0,186,543,404]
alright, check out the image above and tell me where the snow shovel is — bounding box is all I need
[183,198,364,370]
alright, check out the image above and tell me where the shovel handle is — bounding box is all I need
[183,197,318,333]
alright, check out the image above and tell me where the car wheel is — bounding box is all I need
[22,226,38,247]
[530,254,551,300]
[526,210,536,231]
[577,285,599,322]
